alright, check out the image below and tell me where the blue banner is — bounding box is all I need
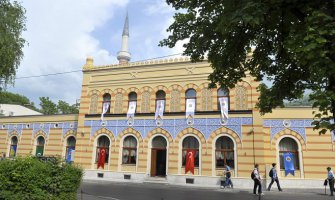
[66,147,74,163]
[283,152,295,176]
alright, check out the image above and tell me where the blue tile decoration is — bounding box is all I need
[7,124,24,136]
[62,122,78,135]
[85,117,252,142]
[263,119,314,143]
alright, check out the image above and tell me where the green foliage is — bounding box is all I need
[0,91,39,111]
[0,0,26,90]
[284,94,314,107]
[161,0,335,134]
[39,97,58,115]
[57,100,79,114]
[0,156,83,200]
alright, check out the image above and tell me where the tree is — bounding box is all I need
[0,91,38,111]
[0,0,26,90]
[39,97,58,115]
[57,100,79,114]
[160,0,335,134]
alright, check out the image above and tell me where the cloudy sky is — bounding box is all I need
[8,0,183,107]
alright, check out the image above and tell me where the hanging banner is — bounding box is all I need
[101,102,110,121]
[283,152,295,176]
[185,149,195,174]
[10,145,17,157]
[219,97,229,122]
[185,99,196,119]
[127,101,137,119]
[97,148,106,169]
[155,100,165,120]
[66,147,75,163]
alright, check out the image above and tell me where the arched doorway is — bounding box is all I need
[150,136,167,177]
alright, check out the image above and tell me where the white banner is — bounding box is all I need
[155,100,165,120]
[101,102,110,121]
[186,99,196,119]
[127,101,137,119]
[219,97,229,121]
[70,149,75,161]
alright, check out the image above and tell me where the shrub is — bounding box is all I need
[0,156,83,200]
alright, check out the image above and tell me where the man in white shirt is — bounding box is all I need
[327,167,334,196]
[252,164,264,195]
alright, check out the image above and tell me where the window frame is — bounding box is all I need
[181,136,199,167]
[102,93,111,113]
[128,92,138,113]
[215,136,234,169]
[279,137,300,170]
[155,90,166,113]
[10,136,18,157]
[185,89,197,111]
[95,135,110,164]
[217,88,229,111]
[122,136,137,165]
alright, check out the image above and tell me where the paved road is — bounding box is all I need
[78,180,335,200]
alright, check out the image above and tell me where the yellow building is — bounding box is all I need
[0,15,333,188]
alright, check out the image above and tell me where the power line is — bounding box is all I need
[14,53,184,80]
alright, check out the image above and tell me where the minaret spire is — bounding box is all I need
[117,12,131,64]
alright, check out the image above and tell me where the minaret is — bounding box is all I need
[117,13,131,64]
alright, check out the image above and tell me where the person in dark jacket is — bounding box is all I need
[224,164,233,189]
[267,163,282,191]
[327,167,335,196]
[252,164,264,195]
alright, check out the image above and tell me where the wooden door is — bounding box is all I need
[150,149,157,176]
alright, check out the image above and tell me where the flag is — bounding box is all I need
[10,145,17,157]
[283,152,295,176]
[219,97,229,122]
[127,101,137,119]
[101,102,110,121]
[66,147,75,163]
[185,149,195,174]
[155,100,165,120]
[97,148,107,169]
[186,99,195,119]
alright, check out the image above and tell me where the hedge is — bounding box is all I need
[0,156,83,200]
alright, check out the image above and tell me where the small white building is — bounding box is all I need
[0,104,42,116]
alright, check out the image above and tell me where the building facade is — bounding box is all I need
[0,16,334,188]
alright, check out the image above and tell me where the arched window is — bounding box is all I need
[9,136,18,157]
[215,136,234,168]
[152,136,167,149]
[102,93,111,113]
[128,92,137,113]
[279,137,299,170]
[95,136,110,163]
[36,136,45,157]
[156,90,166,113]
[122,136,137,164]
[185,89,197,111]
[66,136,76,162]
[217,88,229,110]
[182,136,199,167]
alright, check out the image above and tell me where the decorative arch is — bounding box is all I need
[62,130,77,143]
[207,126,242,148]
[271,128,306,150]
[145,127,173,145]
[125,87,140,96]
[153,85,169,93]
[88,89,101,114]
[113,88,126,114]
[175,127,206,147]
[101,89,113,96]
[116,127,143,143]
[234,81,252,110]
[168,84,183,112]
[91,127,115,143]
[139,87,153,113]
[199,83,213,111]
[7,130,21,142]
[183,83,199,92]
[88,89,101,96]
[34,130,48,140]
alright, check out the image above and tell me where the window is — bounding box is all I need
[102,93,111,113]
[185,89,197,111]
[95,136,110,163]
[128,92,137,113]
[182,136,199,167]
[279,137,299,170]
[122,136,137,164]
[215,136,234,168]
[36,136,45,157]
[217,88,229,110]
[9,136,18,157]
[152,136,167,149]
[66,136,76,161]
[156,90,166,112]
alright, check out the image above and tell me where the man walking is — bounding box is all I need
[267,163,283,191]
[252,164,264,195]
[327,167,335,196]
[224,164,233,189]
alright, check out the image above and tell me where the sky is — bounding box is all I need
[8,0,184,107]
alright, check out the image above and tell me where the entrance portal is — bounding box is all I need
[150,136,167,177]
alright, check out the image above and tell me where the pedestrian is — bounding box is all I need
[252,164,264,195]
[224,164,233,189]
[267,163,283,191]
[327,167,335,196]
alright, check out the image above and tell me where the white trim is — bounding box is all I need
[34,135,46,156]
[276,135,304,178]
[211,134,238,177]
[119,134,139,172]
[178,134,202,175]
[147,134,169,176]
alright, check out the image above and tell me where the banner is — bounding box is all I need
[155,100,165,120]
[185,150,195,174]
[97,148,107,169]
[219,97,229,122]
[127,101,137,119]
[101,102,110,121]
[185,99,196,119]
[10,145,17,157]
[283,152,295,176]
[66,147,75,163]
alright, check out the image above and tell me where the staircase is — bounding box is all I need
[143,176,169,185]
